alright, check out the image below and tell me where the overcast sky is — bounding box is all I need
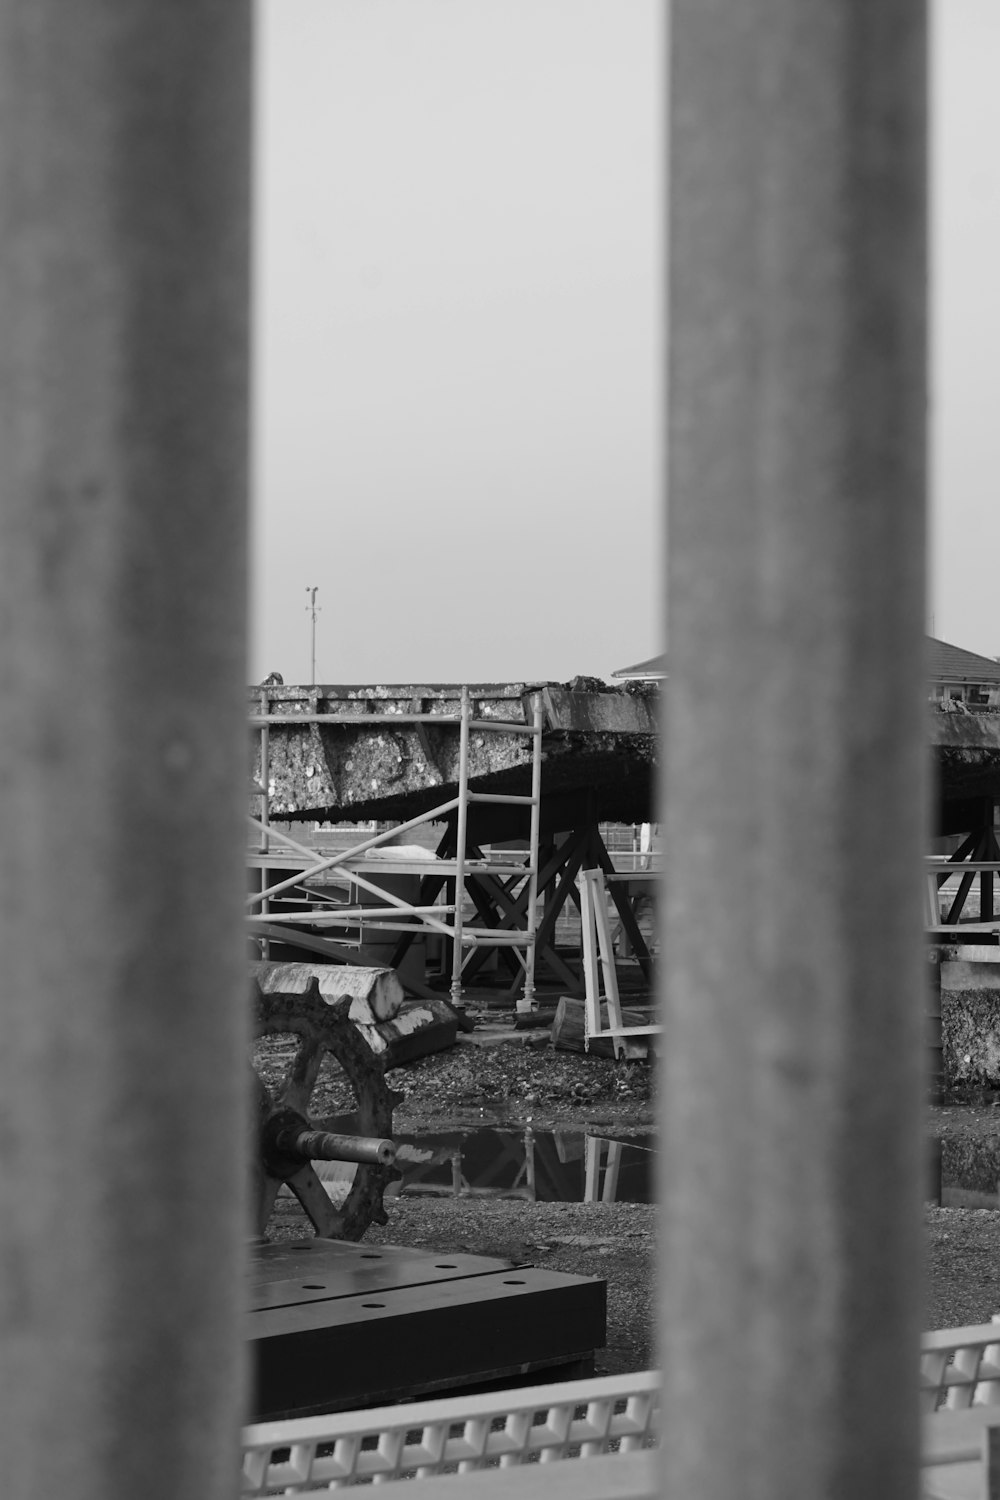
[251,0,998,685]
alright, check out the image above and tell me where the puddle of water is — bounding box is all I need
[389,1127,655,1205]
[309,1113,655,1205]
[290,1124,1000,1211]
[933,1137,1000,1209]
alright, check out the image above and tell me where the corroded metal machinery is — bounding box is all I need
[247,966,608,1420]
[252,974,400,1241]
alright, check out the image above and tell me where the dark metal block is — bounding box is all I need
[248,1239,606,1420]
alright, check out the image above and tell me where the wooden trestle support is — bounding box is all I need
[383,811,654,999]
[928,797,1000,929]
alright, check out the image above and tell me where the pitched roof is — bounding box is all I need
[927,637,1000,684]
[612,639,1000,686]
[611,653,667,681]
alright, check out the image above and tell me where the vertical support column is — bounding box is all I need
[450,684,471,1010]
[661,5,927,1499]
[980,800,996,922]
[259,692,271,959]
[516,691,544,1013]
[0,5,251,1498]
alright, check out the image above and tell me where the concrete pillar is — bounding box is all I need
[661,5,927,1499]
[0,6,251,1498]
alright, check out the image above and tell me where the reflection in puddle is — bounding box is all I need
[935,1136,1000,1209]
[388,1128,654,1205]
[305,1124,1000,1210]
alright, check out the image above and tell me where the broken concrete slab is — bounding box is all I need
[373,998,459,1070]
[250,960,404,1026]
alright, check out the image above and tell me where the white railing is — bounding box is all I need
[242,1371,660,1494]
[238,1327,1000,1498]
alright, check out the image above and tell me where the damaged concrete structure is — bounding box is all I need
[251,670,1000,842]
[251,679,657,832]
[250,674,1000,1075]
[249,680,658,1004]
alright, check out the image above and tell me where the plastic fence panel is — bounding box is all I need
[241,1372,661,1493]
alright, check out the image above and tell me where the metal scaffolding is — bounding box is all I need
[247,685,544,1011]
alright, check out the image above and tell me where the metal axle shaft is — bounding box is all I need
[274,1126,396,1168]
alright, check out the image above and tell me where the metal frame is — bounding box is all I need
[927,854,1000,932]
[578,868,660,1058]
[248,688,544,1011]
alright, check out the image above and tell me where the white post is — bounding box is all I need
[517,691,544,1013]
[661,4,927,1498]
[450,684,471,1010]
[0,4,251,1497]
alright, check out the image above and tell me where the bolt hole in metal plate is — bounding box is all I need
[248,1259,607,1421]
[249,1241,520,1310]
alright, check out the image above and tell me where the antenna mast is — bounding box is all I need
[305,586,320,685]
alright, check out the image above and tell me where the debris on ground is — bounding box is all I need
[385,1034,654,1130]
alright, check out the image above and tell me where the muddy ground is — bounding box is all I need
[263,1029,1000,1379]
[928,1087,1000,1330]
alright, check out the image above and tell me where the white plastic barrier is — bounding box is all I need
[920,1322,1000,1498]
[240,1323,1000,1496]
[242,1371,660,1493]
[921,1323,1000,1413]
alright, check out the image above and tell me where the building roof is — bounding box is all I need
[927,638,1000,685]
[612,639,1000,686]
[611,653,667,681]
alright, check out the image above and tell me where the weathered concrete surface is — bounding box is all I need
[942,988,1000,1086]
[250,960,404,1025]
[252,686,1000,837]
[661,3,926,1498]
[251,682,658,831]
[930,705,1000,814]
[940,952,1000,1085]
[0,3,251,1495]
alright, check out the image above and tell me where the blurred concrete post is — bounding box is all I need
[662,5,927,1499]
[0,5,251,1498]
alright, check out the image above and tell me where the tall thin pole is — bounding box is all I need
[516,691,543,1014]
[0,4,251,1496]
[661,4,927,1498]
[450,685,471,1012]
[306,585,319,685]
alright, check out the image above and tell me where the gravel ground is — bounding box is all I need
[264,1027,1000,1371]
[927,1090,1000,1329]
[386,1030,655,1132]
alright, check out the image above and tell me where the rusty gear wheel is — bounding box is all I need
[251,973,398,1241]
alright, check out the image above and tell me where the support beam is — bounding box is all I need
[661,5,927,1498]
[0,5,251,1497]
